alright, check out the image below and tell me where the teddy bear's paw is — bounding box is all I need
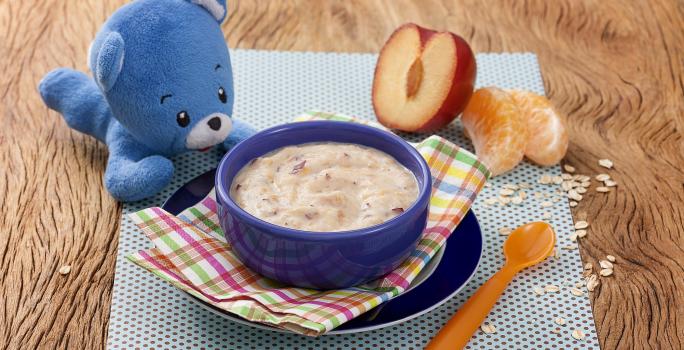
[222,119,257,150]
[105,155,174,202]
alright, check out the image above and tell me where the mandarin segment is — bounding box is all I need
[509,90,569,166]
[461,87,528,176]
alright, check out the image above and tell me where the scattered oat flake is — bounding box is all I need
[595,174,610,181]
[587,276,600,291]
[481,323,497,334]
[607,255,616,262]
[539,175,552,184]
[580,181,591,188]
[502,183,519,190]
[576,229,587,238]
[569,201,578,207]
[563,164,576,173]
[604,180,617,187]
[552,176,563,184]
[599,268,614,277]
[572,329,586,340]
[599,260,614,269]
[499,227,512,235]
[498,196,511,205]
[568,190,583,201]
[542,212,552,219]
[534,287,546,295]
[555,317,566,325]
[596,186,610,193]
[576,281,585,288]
[570,287,584,296]
[575,187,587,194]
[551,328,561,334]
[500,188,515,196]
[484,198,498,205]
[561,173,573,180]
[599,159,613,169]
[561,181,573,191]
[541,201,553,208]
[574,221,589,229]
[569,232,578,242]
[59,265,71,275]
[584,262,593,270]
[563,244,578,250]
[511,196,523,205]
[544,284,560,293]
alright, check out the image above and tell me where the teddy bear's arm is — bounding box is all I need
[222,118,257,150]
[39,68,113,142]
[103,125,174,202]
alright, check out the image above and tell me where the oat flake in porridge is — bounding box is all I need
[230,142,419,232]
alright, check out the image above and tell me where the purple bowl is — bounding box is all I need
[215,121,432,289]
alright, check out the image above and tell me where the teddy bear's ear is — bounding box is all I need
[189,0,228,23]
[94,32,125,92]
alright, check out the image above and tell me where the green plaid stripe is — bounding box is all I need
[127,111,488,336]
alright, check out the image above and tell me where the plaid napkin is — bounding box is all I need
[127,112,490,336]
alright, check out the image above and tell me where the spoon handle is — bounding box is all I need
[426,265,517,350]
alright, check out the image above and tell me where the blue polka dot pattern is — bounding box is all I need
[107,50,599,349]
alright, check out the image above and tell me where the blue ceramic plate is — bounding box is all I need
[162,169,483,334]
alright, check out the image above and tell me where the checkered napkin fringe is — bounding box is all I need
[127,112,490,336]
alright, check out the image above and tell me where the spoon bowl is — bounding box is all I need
[503,222,556,269]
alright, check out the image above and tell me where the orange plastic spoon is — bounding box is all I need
[426,222,556,350]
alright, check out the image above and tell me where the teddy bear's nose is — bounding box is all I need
[208,116,222,131]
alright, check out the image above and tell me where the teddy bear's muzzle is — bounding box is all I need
[185,113,233,150]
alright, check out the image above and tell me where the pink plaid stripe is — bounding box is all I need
[127,115,489,336]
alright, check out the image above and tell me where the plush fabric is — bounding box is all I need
[38,0,255,202]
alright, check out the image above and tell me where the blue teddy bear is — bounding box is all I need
[39,0,256,202]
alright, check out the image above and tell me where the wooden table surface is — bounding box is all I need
[1,1,683,349]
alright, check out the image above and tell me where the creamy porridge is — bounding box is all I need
[230,142,419,232]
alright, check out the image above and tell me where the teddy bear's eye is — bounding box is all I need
[218,87,227,104]
[176,111,190,127]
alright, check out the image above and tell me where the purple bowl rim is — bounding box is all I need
[215,120,432,242]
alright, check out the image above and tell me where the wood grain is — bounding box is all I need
[1,0,682,349]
